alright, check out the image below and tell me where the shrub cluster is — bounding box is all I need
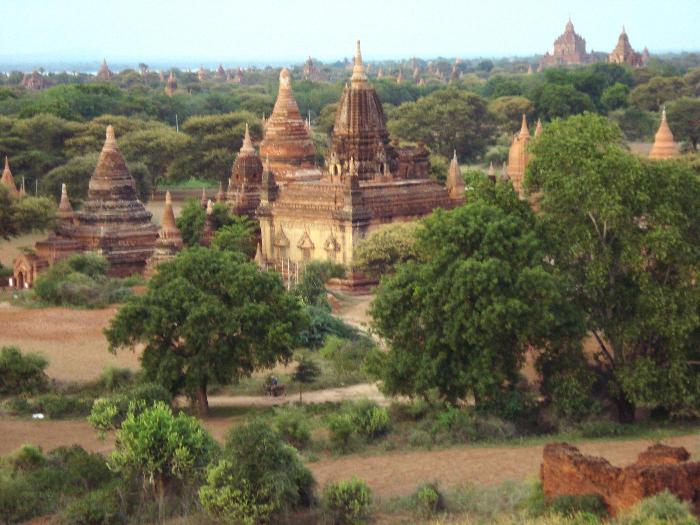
[0,346,49,395]
[88,382,172,433]
[327,401,390,452]
[5,393,93,418]
[34,254,139,308]
[322,477,373,525]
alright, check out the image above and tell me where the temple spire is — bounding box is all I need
[519,114,530,139]
[446,149,465,199]
[103,125,117,151]
[535,119,543,137]
[351,40,368,82]
[649,107,679,159]
[1,156,19,197]
[57,182,74,221]
[216,181,225,203]
[240,122,255,155]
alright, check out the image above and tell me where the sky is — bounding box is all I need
[1,0,699,69]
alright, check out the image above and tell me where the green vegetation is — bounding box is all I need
[322,477,373,524]
[0,346,49,395]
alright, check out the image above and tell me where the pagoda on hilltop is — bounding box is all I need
[649,108,679,159]
[259,68,318,181]
[256,41,463,278]
[12,126,158,287]
[608,27,643,67]
[145,191,183,275]
[227,123,264,218]
[539,19,594,69]
[97,59,113,80]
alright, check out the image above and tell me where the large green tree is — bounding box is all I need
[105,248,306,414]
[387,88,495,160]
[369,198,574,405]
[527,113,700,422]
[666,97,700,151]
[0,186,56,241]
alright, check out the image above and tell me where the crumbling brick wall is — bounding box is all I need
[541,443,700,516]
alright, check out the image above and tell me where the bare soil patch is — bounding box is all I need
[0,304,140,382]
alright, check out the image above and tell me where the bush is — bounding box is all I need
[34,394,92,419]
[411,482,444,517]
[349,401,390,440]
[48,446,113,491]
[0,475,39,525]
[200,421,314,523]
[60,484,126,525]
[89,382,171,432]
[320,335,376,384]
[6,444,46,473]
[578,418,637,439]
[99,367,134,391]
[617,491,697,525]
[428,407,517,444]
[296,305,360,349]
[0,346,49,395]
[328,413,356,453]
[550,494,607,518]
[322,477,372,524]
[272,407,312,450]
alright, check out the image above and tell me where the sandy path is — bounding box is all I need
[207,383,385,408]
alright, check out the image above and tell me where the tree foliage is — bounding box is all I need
[105,248,306,413]
[0,186,56,240]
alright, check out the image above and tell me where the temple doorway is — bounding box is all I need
[16,271,25,289]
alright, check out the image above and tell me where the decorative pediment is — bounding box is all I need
[324,234,341,253]
[297,231,315,250]
[273,227,290,247]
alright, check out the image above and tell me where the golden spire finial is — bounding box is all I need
[240,122,255,155]
[104,125,117,150]
[519,114,530,138]
[351,40,367,82]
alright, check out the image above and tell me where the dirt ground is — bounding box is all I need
[0,304,140,382]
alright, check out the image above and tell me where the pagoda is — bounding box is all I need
[97,59,113,80]
[539,19,593,69]
[257,41,462,275]
[70,125,158,276]
[258,68,318,181]
[648,109,679,160]
[507,114,531,196]
[303,56,320,81]
[145,191,183,275]
[21,70,47,90]
[215,64,226,80]
[608,27,643,67]
[1,157,20,197]
[198,66,208,81]
[227,123,263,218]
[165,72,177,97]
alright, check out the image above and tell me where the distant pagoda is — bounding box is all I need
[145,190,183,275]
[1,156,20,197]
[165,71,177,97]
[649,109,679,160]
[97,59,113,80]
[227,123,263,218]
[539,19,593,70]
[608,27,643,66]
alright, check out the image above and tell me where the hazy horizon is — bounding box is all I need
[1,0,699,71]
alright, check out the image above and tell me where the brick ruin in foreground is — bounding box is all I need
[541,443,700,516]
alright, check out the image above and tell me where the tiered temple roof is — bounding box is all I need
[259,68,317,180]
[539,19,592,69]
[609,27,643,66]
[1,157,20,197]
[649,109,679,160]
[97,59,113,81]
[507,114,531,196]
[71,125,158,276]
[227,123,263,217]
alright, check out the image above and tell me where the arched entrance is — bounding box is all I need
[16,271,25,289]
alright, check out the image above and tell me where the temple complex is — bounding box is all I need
[1,157,20,197]
[258,68,319,181]
[165,72,177,97]
[649,109,679,159]
[145,191,183,275]
[539,19,593,69]
[12,126,158,287]
[227,123,263,218]
[21,70,47,90]
[97,59,113,81]
[608,27,643,66]
[303,56,321,81]
[256,41,463,272]
[507,114,532,196]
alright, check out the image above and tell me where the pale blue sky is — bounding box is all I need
[1,0,698,67]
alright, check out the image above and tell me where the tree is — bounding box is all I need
[0,186,56,240]
[666,97,700,151]
[353,222,423,279]
[388,88,495,160]
[109,402,216,520]
[199,421,314,525]
[292,354,321,404]
[629,76,689,111]
[369,201,574,405]
[527,113,700,422]
[175,198,205,247]
[105,248,306,414]
[210,216,257,258]
[532,83,595,121]
[294,261,345,308]
[487,96,533,132]
[601,82,630,111]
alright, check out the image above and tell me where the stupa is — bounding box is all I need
[165,72,177,97]
[227,123,263,218]
[648,109,679,160]
[145,191,183,275]
[258,68,318,181]
[1,157,20,197]
[97,59,113,81]
[507,114,531,196]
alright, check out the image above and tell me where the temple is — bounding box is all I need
[258,68,319,181]
[608,27,643,66]
[303,56,321,81]
[227,123,263,218]
[145,191,183,275]
[648,109,679,160]
[539,19,593,69]
[12,126,158,287]
[97,59,113,81]
[165,72,177,97]
[507,114,532,196]
[21,70,47,90]
[1,157,20,197]
[256,41,463,274]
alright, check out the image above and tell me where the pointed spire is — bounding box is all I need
[351,40,368,82]
[535,119,543,137]
[519,114,530,139]
[240,122,255,155]
[161,191,179,233]
[501,161,509,182]
[487,161,495,180]
[446,149,465,199]
[649,107,679,159]
[1,156,19,197]
[216,181,225,203]
[103,125,117,151]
